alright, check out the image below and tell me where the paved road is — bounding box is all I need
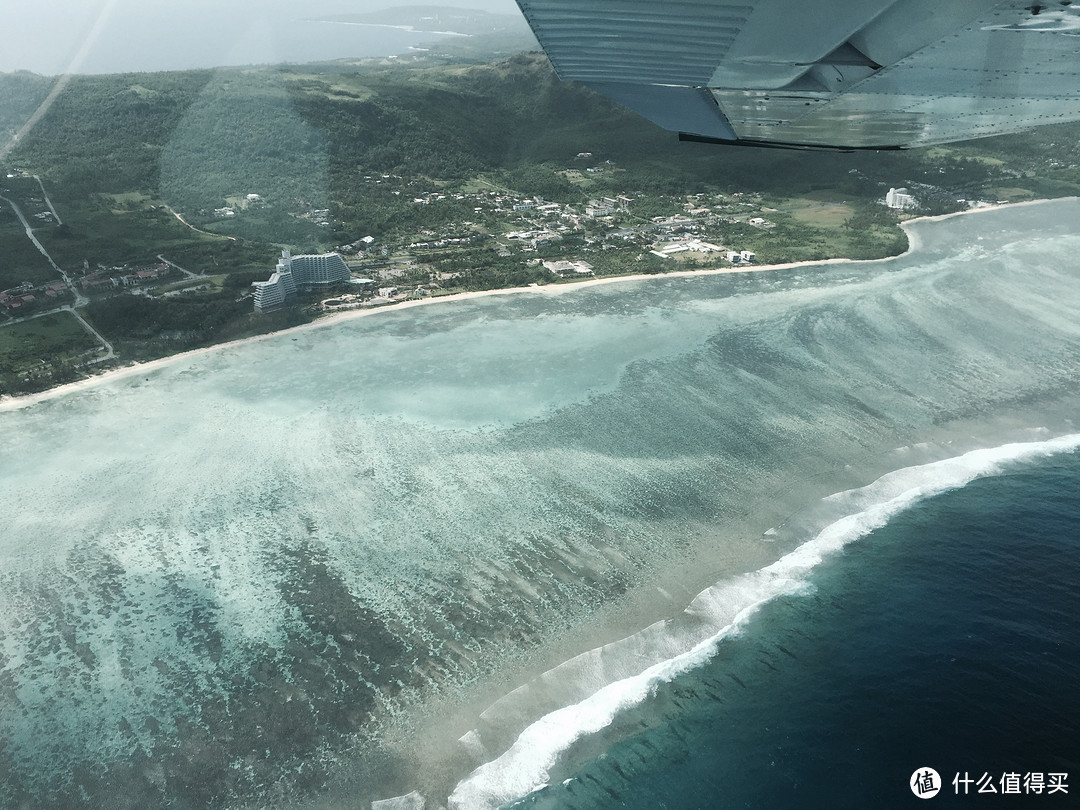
[1,304,69,328]
[163,205,237,242]
[1,304,114,363]
[34,175,62,226]
[1,181,111,369]
[66,306,114,362]
[157,254,200,279]
[0,193,87,306]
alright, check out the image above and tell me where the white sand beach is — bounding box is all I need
[5,198,1065,414]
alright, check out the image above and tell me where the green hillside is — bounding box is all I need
[7,51,1080,244]
[4,47,1080,396]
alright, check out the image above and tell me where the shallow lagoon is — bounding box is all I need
[1,201,1079,807]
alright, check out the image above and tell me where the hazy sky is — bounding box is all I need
[3,1,525,75]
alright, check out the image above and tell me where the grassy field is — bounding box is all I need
[989,187,1039,202]
[33,195,229,271]
[790,203,856,227]
[97,191,157,213]
[0,311,101,380]
[154,274,227,296]
[281,73,375,102]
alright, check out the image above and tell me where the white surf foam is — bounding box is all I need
[447,433,1080,809]
[371,791,425,810]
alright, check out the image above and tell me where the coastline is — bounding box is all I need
[461,449,1080,810]
[334,195,1080,806]
[4,197,1069,415]
[309,20,472,38]
[441,433,1080,810]
[369,417,1080,809]
[4,194,1080,809]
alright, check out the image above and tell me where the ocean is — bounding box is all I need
[497,448,1080,809]
[1,200,1079,809]
[3,2,513,76]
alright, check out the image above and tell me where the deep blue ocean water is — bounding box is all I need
[507,452,1080,809]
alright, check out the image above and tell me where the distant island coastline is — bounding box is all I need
[308,19,473,38]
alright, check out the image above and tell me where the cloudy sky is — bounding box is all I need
[3,1,525,75]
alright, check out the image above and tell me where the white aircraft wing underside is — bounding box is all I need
[515,0,1080,148]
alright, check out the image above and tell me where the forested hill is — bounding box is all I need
[5,48,1080,396]
[3,52,769,207]
[6,50,1080,245]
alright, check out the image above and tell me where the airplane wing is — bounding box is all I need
[514,0,1080,149]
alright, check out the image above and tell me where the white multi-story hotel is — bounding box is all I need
[885,187,918,210]
[252,250,350,311]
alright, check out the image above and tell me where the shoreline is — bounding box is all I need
[310,20,472,38]
[438,432,1080,810]
[334,401,1080,809]
[1,196,1072,415]
[4,193,1080,809]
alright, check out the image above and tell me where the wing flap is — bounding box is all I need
[517,0,1080,148]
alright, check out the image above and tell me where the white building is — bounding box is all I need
[543,260,594,277]
[252,263,297,311]
[585,196,631,217]
[650,239,723,258]
[885,187,918,210]
[725,250,757,264]
[253,250,350,311]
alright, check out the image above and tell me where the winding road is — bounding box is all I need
[1,184,114,363]
[157,254,199,279]
[0,192,87,306]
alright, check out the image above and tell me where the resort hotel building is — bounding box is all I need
[252,250,351,311]
[885,187,918,211]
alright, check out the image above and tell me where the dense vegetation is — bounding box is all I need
[83,293,310,362]
[5,53,1070,231]
[8,51,1080,243]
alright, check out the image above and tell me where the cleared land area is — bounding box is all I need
[0,311,101,377]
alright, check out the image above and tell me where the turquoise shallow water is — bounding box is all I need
[2,201,1080,808]
[502,450,1080,809]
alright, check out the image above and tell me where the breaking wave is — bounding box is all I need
[448,434,1080,809]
